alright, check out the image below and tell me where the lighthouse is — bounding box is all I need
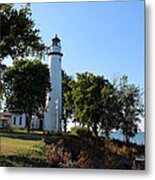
[44,35,63,132]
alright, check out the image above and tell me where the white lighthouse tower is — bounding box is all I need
[44,35,63,132]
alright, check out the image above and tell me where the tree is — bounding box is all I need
[0,4,47,62]
[116,75,144,143]
[0,4,47,106]
[4,59,50,132]
[72,72,93,129]
[99,82,122,138]
[62,70,74,132]
[0,64,6,99]
[72,72,111,137]
[0,64,7,111]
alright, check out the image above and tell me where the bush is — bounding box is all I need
[44,144,73,168]
[44,136,63,145]
[70,127,93,137]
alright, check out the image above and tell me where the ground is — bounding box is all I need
[0,129,47,167]
[0,129,145,169]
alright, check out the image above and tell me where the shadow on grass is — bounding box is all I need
[0,155,53,168]
[0,132,43,141]
[0,131,65,141]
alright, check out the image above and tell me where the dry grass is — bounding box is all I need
[104,141,137,156]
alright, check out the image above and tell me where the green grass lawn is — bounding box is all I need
[0,137,41,155]
[12,128,43,134]
[0,128,43,135]
[0,137,47,167]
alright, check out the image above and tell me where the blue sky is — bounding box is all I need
[5,1,144,130]
[25,1,144,91]
[11,1,145,90]
[31,1,145,131]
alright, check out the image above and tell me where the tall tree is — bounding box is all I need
[72,72,92,129]
[0,4,47,106]
[4,59,50,132]
[0,64,7,111]
[116,75,144,143]
[99,83,122,138]
[0,4,47,61]
[62,70,74,132]
[0,64,6,99]
[72,72,112,137]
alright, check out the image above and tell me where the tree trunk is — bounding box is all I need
[27,123,30,133]
[39,119,43,130]
[63,117,67,133]
[125,134,129,144]
[87,125,90,131]
[93,123,98,137]
[25,113,31,133]
[62,112,67,133]
[105,130,110,139]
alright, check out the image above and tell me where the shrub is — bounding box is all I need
[44,144,73,168]
[70,127,93,137]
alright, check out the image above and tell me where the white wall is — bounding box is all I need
[44,42,62,132]
[11,113,40,129]
[11,113,26,128]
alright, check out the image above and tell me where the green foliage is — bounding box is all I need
[62,70,74,132]
[3,59,50,132]
[0,63,7,101]
[70,126,93,137]
[100,82,122,137]
[0,4,47,107]
[116,75,144,143]
[71,72,117,137]
[0,77,5,101]
[64,72,144,142]
[0,4,47,61]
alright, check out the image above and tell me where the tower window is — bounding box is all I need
[13,117,16,125]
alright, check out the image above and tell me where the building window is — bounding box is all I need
[13,117,16,125]
[19,116,22,125]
